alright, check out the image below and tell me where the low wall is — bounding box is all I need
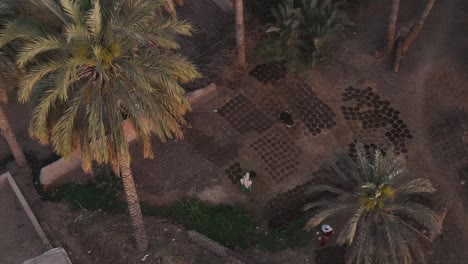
[39,83,218,189]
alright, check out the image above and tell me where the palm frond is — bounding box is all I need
[60,0,86,25]
[139,52,201,83]
[303,199,338,211]
[336,207,364,245]
[389,202,441,235]
[381,214,409,264]
[0,18,58,48]
[115,0,158,26]
[305,184,347,196]
[305,203,353,230]
[394,178,436,196]
[16,35,67,68]
[31,0,68,23]
[334,151,362,184]
[355,142,373,182]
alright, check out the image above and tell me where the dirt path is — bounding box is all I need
[411,0,468,263]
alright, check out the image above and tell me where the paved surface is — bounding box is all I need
[23,248,72,264]
[0,177,46,264]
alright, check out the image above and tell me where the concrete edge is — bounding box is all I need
[23,247,72,264]
[0,172,52,250]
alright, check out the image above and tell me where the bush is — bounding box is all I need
[257,0,346,70]
[254,217,310,251]
[49,183,127,213]
[146,199,255,248]
[248,0,284,23]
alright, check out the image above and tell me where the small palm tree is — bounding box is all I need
[267,0,343,67]
[0,0,27,167]
[0,0,200,251]
[304,144,441,264]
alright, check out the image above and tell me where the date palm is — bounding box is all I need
[234,0,246,67]
[383,0,400,55]
[0,0,200,251]
[0,1,27,167]
[304,144,441,264]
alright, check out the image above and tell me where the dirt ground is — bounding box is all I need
[2,0,467,263]
[36,203,226,264]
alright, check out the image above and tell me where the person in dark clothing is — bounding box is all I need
[279,111,295,128]
[320,224,334,246]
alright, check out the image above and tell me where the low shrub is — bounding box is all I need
[48,183,127,213]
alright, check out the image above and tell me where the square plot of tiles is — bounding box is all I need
[280,82,337,136]
[224,162,245,184]
[267,167,335,227]
[257,94,287,118]
[249,61,287,85]
[268,179,315,227]
[249,131,301,184]
[341,87,413,155]
[218,94,273,133]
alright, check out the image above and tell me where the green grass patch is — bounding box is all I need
[48,182,311,251]
[254,217,310,251]
[48,183,127,213]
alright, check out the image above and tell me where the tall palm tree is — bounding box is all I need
[401,0,437,53]
[0,51,28,167]
[383,0,400,55]
[0,1,27,167]
[0,0,200,251]
[234,0,246,67]
[304,144,441,264]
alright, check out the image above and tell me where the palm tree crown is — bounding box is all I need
[0,0,17,104]
[304,144,441,264]
[0,0,200,172]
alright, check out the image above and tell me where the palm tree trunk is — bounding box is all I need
[234,0,246,67]
[401,0,437,53]
[119,157,148,252]
[0,105,27,167]
[384,0,400,54]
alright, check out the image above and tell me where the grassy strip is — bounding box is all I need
[48,182,310,251]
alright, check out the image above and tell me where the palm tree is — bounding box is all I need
[304,144,441,264]
[383,0,400,55]
[268,0,344,67]
[0,51,28,168]
[392,0,437,73]
[234,0,246,67]
[401,0,437,53]
[0,0,200,251]
[0,1,27,167]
